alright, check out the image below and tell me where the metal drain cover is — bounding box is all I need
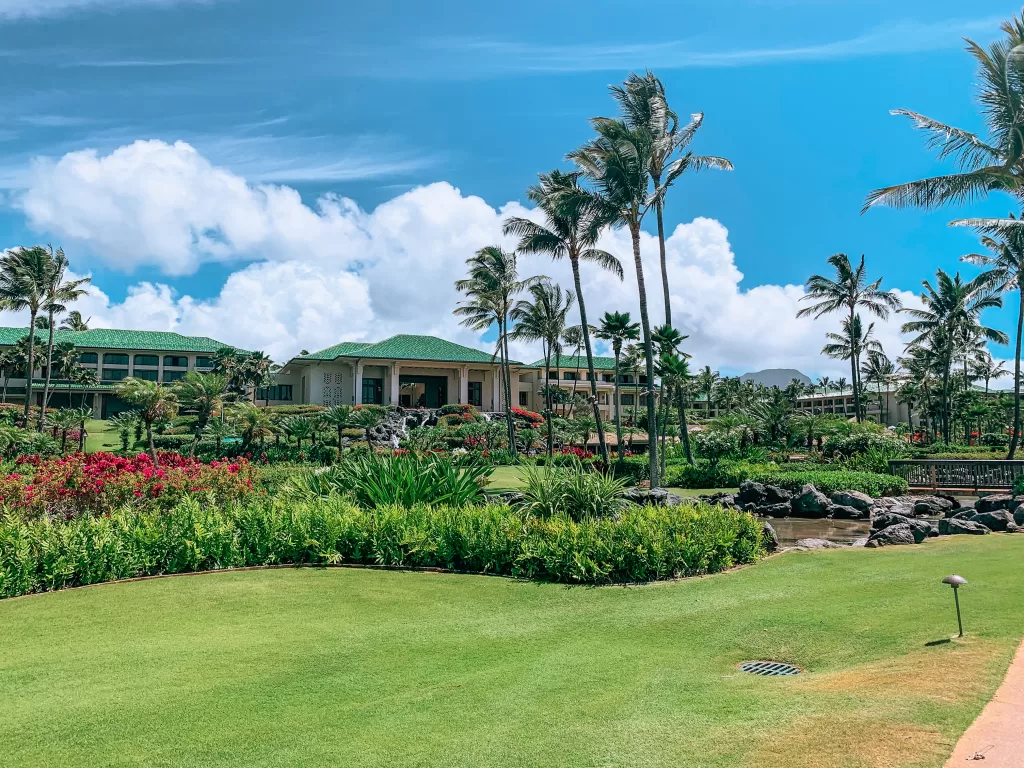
[738,661,801,676]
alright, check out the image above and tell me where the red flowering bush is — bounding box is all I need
[558,446,594,459]
[1,452,257,520]
[510,407,544,427]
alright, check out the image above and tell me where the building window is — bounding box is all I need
[103,353,129,366]
[563,371,577,381]
[361,377,383,405]
[602,374,615,383]
[195,356,214,368]
[162,370,186,383]
[133,354,159,367]
[78,352,98,364]
[547,370,558,379]
[598,393,608,404]
[619,374,633,384]
[101,368,129,381]
[164,355,188,368]
[621,394,635,406]
[639,375,648,385]
[256,385,293,402]
[133,369,159,381]
[519,391,529,407]
[468,381,482,407]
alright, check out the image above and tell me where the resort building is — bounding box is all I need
[268,335,519,411]
[0,327,238,419]
[794,386,909,426]
[517,355,648,422]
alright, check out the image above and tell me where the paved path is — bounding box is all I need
[945,639,1024,766]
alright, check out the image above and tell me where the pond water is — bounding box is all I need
[766,517,871,546]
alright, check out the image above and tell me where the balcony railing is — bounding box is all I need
[889,459,1024,492]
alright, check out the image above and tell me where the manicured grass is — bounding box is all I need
[487,463,528,489]
[1,535,1022,767]
[83,418,122,453]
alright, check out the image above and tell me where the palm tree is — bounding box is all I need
[321,404,354,461]
[560,324,586,416]
[659,352,694,465]
[108,411,138,454]
[821,313,883,416]
[570,117,661,486]
[596,311,641,463]
[348,408,383,450]
[174,372,228,455]
[455,246,534,457]
[0,348,16,404]
[797,253,901,422]
[0,246,56,422]
[900,270,1008,442]
[511,280,574,458]
[59,310,90,331]
[815,376,832,414]
[282,415,317,452]
[50,341,78,409]
[652,324,688,471]
[242,351,274,403]
[230,403,277,451]
[956,218,1024,455]
[504,169,621,464]
[72,367,98,409]
[861,350,895,425]
[863,12,1024,216]
[611,71,733,327]
[972,352,1009,397]
[37,249,90,429]
[695,365,721,418]
[49,408,79,453]
[113,378,178,466]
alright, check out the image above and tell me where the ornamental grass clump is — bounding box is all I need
[0,495,765,596]
[518,461,629,520]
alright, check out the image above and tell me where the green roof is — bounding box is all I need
[526,354,619,371]
[0,327,240,353]
[299,335,521,365]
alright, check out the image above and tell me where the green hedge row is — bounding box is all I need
[662,459,908,497]
[0,496,765,596]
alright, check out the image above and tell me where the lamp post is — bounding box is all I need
[942,574,968,637]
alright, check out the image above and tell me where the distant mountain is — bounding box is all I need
[739,369,812,389]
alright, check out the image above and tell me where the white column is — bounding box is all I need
[390,362,400,405]
[459,366,469,405]
[354,361,363,405]
[491,369,500,412]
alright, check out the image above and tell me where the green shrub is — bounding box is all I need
[152,434,195,449]
[0,495,765,595]
[981,433,1010,447]
[611,455,650,483]
[254,464,313,493]
[748,468,908,497]
[518,462,629,520]
[260,405,328,417]
[662,459,766,489]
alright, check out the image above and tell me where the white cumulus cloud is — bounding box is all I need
[13,139,923,376]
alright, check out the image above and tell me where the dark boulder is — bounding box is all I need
[976,494,1014,514]
[1007,522,1022,533]
[1014,507,1024,527]
[763,485,792,505]
[791,484,831,518]
[938,517,991,536]
[914,496,953,516]
[830,504,868,520]
[970,510,1016,532]
[866,523,918,547]
[872,512,932,540]
[755,502,792,518]
[737,480,767,506]
[761,522,779,551]
[830,490,873,513]
[624,487,684,507]
[936,492,961,511]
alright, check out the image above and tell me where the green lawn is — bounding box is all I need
[1,535,1022,767]
[83,418,122,453]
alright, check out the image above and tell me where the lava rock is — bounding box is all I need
[970,510,1016,532]
[791,484,831,518]
[976,494,1014,514]
[872,512,933,541]
[950,508,976,520]
[623,487,684,507]
[830,489,873,513]
[914,496,954,516]
[1014,508,1024,527]
[830,504,868,520]
[1007,522,1022,533]
[762,485,792,505]
[761,522,779,551]
[938,517,991,536]
[793,538,844,550]
[866,523,918,547]
[755,502,792,517]
[737,480,767,506]
[936,492,962,510]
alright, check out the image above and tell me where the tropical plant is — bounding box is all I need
[108,411,138,453]
[230,403,277,450]
[569,116,660,485]
[659,351,694,465]
[174,372,229,455]
[320,405,354,461]
[504,169,622,464]
[822,313,883,398]
[112,378,179,466]
[37,248,90,428]
[511,281,575,458]
[860,350,896,424]
[596,311,641,463]
[49,408,80,453]
[59,310,89,331]
[695,365,720,418]
[347,407,384,449]
[610,70,733,327]
[518,460,629,520]
[282,415,317,451]
[797,253,901,422]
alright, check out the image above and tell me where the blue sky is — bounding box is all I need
[0,0,1019,373]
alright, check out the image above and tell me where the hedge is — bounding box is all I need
[747,468,908,497]
[0,497,765,596]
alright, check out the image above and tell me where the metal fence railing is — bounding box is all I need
[888,459,1024,493]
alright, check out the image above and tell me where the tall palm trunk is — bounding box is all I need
[23,310,37,424]
[543,341,554,459]
[570,256,609,465]
[78,418,86,453]
[1008,284,1023,458]
[612,346,623,465]
[630,225,659,487]
[849,306,862,422]
[678,387,694,465]
[656,199,671,327]
[1,371,8,403]
[38,311,55,430]
[146,421,158,467]
[659,380,670,477]
[500,318,517,457]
